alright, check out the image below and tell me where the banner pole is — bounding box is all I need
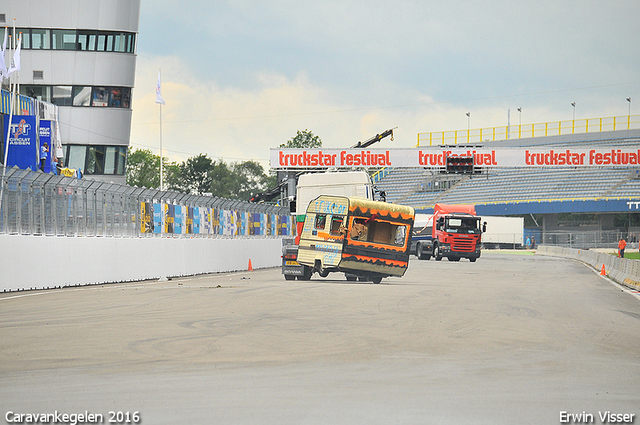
[159,102,163,191]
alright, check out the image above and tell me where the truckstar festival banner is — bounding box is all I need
[270,147,640,169]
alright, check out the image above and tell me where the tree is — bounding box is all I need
[126,147,180,189]
[279,129,322,148]
[126,148,159,188]
[232,160,270,201]
[180,154,214,195]
[208,160,236,198]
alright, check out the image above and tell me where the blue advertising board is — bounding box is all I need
[4,115,38,171]
[39,120,54,173]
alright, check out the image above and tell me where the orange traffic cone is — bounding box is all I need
[248,259,253,271]
[600,264,606,276]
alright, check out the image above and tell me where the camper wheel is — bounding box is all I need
[345,273,357,281]
[319,269,330,278]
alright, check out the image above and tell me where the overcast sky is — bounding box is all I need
[129,0,640,168]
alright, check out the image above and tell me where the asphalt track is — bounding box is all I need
[1,251,639,425]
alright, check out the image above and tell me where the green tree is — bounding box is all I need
[279,129,322,148]
[126,148,159,188]
[180,154,215,195]
[232,160,270,201]
[126,147,180,189]
[209,160,235,198]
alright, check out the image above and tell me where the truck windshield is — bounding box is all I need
[445,217,480,234]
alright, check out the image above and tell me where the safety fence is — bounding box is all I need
[417,114,640,146]
[0,166,292,238]
[525,230,636,250]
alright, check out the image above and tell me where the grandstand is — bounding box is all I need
[374,129,640,239]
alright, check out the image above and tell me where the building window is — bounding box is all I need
[9,27,136,53]
[21,85,52,102]
[63,145,127,176]
[67,145,87,171]
[52,86,73,106]
[73,86,92,106]
[92,87,109,107]
[32,29,51,49]
[52,29,77,50]
[20,85,133,109]
[17,28,30,48]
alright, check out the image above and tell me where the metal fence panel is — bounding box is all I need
[0,166,290,239]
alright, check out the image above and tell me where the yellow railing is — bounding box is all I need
[417,114,640,146]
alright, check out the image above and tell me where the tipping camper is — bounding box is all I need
[282,171,376,280]
[414,203,485,262]
[295,195,415,284]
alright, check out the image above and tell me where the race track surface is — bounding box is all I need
[1,251,639,424]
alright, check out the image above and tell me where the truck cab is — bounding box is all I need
[415,203,485,262]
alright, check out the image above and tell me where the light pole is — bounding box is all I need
[627,97,632,129]
[571,102,576,121]
[517,107,522,138]
[466,112,470,143]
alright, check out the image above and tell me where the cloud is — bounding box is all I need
[131,0,640,169]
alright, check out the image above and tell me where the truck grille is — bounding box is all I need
[452,237,475,252]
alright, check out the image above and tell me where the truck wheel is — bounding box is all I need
[284,275,295,281]
[319,269,330,278]
[299,266,313,281]
[345,274,357,281]
[417,243,427,260]
[470,257,477,262]
[371,276,383,284]
[434,244,443,261]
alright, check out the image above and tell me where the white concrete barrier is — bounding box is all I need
[1,235,283,292]
[536,245,640,290]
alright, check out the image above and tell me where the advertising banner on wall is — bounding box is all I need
[141,202,153,233]
[174,205,183,234]
[4,115,38,171]
[164,204,175,234]
[271,147,640,169]
[153,203,163,234]
[39,120,54,173]
[192,207,200,234]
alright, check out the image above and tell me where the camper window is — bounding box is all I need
[315,214,326,230]
[351,218,408,247]
[330,216,344,235]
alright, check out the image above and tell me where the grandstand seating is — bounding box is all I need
[375,131,640,210]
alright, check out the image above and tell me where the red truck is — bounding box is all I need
[414,203,486,262]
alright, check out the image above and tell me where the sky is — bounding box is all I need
[129,0,640,169]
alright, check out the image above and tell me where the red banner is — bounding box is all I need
[270,147,640,169]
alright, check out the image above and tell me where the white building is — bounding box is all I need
[1,0,141,184]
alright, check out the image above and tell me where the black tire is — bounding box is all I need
[417,243,428,260]
[345,274,357,281]
[450,257,460,262]
[434,244,443,261]
[284,275,295,281]
[470,257,477,262]
[319,269,330,278]
[371,276,383,284]
[299,266,313,281]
